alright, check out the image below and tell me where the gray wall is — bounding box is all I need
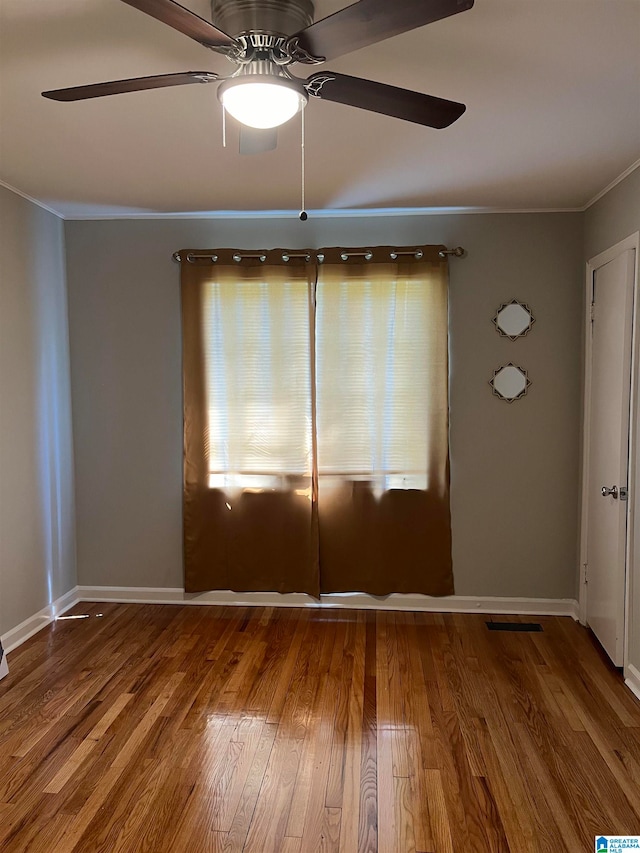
[584,167,640,678]
[65,212,584,599]
[0,186,77,638]
[585,167,640,260]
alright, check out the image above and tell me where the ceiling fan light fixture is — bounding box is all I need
[218,76,308,129]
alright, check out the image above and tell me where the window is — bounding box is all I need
[201,258,447,496]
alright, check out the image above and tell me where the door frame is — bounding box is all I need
[579,232,640,673]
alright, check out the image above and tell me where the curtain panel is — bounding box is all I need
[315,247,453,595]
[180,245,453,597]
[181,250,319,595]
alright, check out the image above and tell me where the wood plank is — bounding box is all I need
[423,769,454,853]
[298,676,341,846]
[324,619,351,807]
[471,716,534,853]
[288,683,336,839]
[320,807,342,852]
[265,611,310,725]
[44,692,134,794]
[357,612,378,853]
[337,612,365,853]
[396,614,434,852]
[387,614,411,779]
[242,734,304,853]
[376,612,395,853]
[223,723,278,851]
[287,619,339,838]
[394,776,417,853]
[213,718,268,832]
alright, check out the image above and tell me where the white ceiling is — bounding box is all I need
[0,0,639,217]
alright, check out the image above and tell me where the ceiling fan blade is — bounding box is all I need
[42,71,219,101]
[287,0,474,63]
[239,126,278,155]
[119,0,238,50]
[305,72,465,128]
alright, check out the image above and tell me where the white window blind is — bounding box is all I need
[315,267,434,493]
[202,271,313,492]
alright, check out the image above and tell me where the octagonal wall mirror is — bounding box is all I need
[493,299,535,340]
[490,363,531,403]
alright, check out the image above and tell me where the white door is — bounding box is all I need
[585,248,636,665]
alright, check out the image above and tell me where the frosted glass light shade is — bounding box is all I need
[220,78,307,129]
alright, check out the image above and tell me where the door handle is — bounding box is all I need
[601,485,618,499]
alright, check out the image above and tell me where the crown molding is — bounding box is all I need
[0,179,64,219]
[3,157,638,221]
[583,158,640,211]
[64,206,585,221]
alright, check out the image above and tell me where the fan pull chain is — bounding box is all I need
[222,105,227,149]
[299,108,307,221]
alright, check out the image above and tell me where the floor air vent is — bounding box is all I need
[486,622,543,632]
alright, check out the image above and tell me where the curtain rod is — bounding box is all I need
[172,246,464,263]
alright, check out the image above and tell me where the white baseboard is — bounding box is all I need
[76,585,580,618]
[567,598,581,621]
[0,587,79,655]
[625,664,640,702]
[0,649,8,681]
[0,586,580,663]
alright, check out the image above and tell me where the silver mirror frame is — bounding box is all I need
[493,299,535,341]
[490,363,531,403]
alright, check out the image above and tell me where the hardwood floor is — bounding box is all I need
[1,604,640,852]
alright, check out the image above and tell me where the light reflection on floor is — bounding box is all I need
[56,613,103,620]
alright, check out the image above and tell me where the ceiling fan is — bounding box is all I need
[42,0,474,154]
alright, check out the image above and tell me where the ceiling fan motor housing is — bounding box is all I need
[211,0,314,37]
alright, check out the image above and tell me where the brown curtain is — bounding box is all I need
[181,250,319,595]
[315,247,453,596]
[180,245,453,597]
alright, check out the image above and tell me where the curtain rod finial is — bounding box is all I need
[439,246,465,259]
